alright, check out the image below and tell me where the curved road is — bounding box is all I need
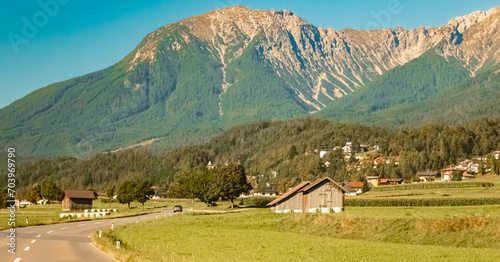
[1,212,169,262]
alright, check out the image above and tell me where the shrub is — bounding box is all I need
[240,197,275,207]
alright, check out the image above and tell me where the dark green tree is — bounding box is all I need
[212,165,252,208]
[451,170,463,181]
[117,181,137,208]
[41,181,62,203]
[0,187,9,209]
[134,180,155,209]
[362,180,370,193]
[288,145,298,160]
[26,183,42,203]
[106,185,115,199]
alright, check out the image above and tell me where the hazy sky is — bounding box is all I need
[1,0,499,109]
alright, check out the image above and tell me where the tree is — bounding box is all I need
[288,145,298,160]
[106,185,115,199]
[105,184,115,207]
[192,170,219,207]
[451,170,463,181]
[212,165,252,208]
[134,180,155,209]
[117,181,137,208]
[0,187,9,209]
[26,183,42,203]
[41,181,62,203]
[362,180,370,193]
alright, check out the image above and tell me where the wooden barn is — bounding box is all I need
[61,190,95,211]
[268,177,346,213]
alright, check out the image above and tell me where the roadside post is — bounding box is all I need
[111,223,114,230]
[116,241,120,249]
[99,230,102,238]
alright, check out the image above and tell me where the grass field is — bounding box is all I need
[93,207,500,262]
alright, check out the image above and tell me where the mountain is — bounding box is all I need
[1,6,500,157]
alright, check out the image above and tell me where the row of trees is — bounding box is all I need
[116,180,155,208]
[25,181,63,203]
[2,118,500,197]
[168,164,251,208]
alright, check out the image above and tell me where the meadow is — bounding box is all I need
[92,207,500,262]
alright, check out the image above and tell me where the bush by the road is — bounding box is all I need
[239,197,275,207]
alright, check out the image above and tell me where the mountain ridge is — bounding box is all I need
[1,5,499,157]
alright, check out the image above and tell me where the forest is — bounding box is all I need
[1,117,500,198]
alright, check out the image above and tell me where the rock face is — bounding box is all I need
[130,5,500,112]
[1,6,500,157]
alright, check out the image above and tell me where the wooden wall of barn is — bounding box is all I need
[303,181,343,212]
[274,192,303,212]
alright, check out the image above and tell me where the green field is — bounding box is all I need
[92,207,500,262]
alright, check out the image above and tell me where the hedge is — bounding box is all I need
[371,182,494,192]
[238,197,276,207]
[345,197,500,207]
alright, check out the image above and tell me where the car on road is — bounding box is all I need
[173,205,183,213]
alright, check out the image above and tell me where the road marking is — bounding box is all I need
[36,235,41,238]
[89,243,120,262]
[31,240,36,243]
[46,231,53,234]
[13,258,21,262]
[24,246,30,251]
[61,227,68,230]
[95,222,102,224]
[77,224,85,227]
[88,235,91,238]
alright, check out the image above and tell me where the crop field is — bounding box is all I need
[92,207,500,262]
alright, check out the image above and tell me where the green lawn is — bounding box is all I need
[93,207,500,262]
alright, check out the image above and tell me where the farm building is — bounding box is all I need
[62,190,95,211]
[268,177,346,213]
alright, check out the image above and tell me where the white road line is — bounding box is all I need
[31,240,36,243]
[13,258,22,262]
[61,227,68,230]
[24,246,30,251]
[46,231,53,234]
[89,243,120,262]
[36,235,41,238]
[77,224,85,227]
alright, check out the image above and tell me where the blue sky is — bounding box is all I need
[1,0,499,109]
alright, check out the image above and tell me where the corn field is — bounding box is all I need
[345,197,500,206]
[371,182,494,192]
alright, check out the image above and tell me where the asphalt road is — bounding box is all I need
[1,211,170,262]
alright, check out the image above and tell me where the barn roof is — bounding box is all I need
[301,177,347,193]
[267,181,310,206]
[63,190,95,199]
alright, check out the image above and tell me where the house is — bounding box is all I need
[440,167,467,181]
[373,156,386,166]
[417,171,438,182]
[324,161,331,167]
[268,177,347,213]
[379,178,403,185]
[366,176,381,187]
[207,161,215,169]
[61,190,95,211]
[342,181,364,196]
